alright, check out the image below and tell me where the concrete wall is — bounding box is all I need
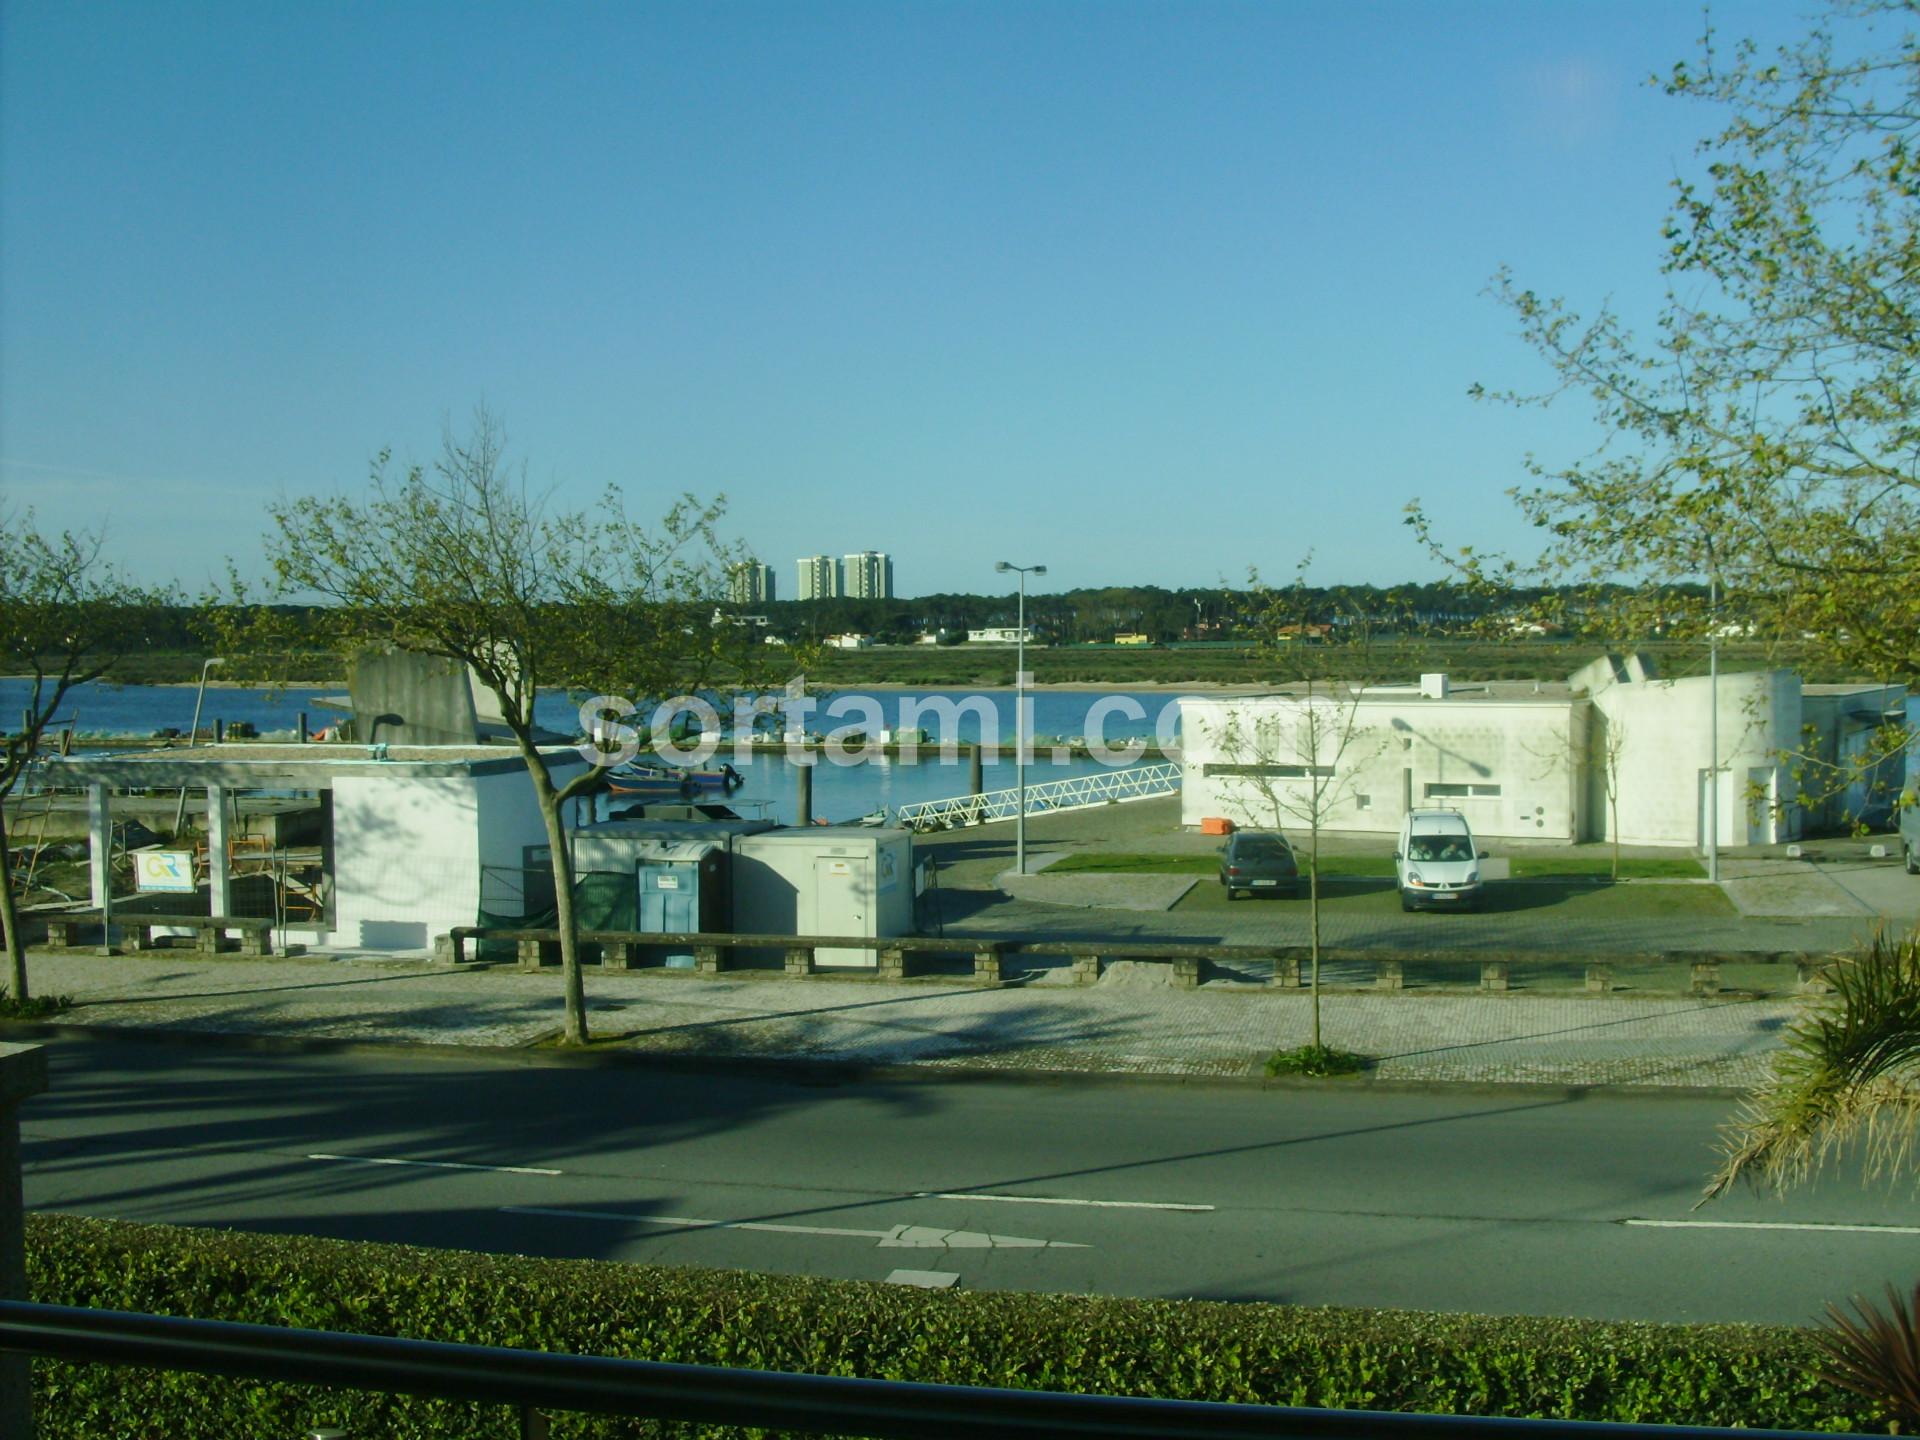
[1178,693,1583,841]
[1588,669,1798,847]
[331,773,483,952]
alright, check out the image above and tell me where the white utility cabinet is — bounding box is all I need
[731,827,914,965]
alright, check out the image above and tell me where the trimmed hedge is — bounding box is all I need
[24,1213,1877,1437]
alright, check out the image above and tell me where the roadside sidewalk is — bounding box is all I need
[2,947,1805,1091]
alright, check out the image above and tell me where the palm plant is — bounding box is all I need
[1704,926,1920,1200]
[1812,1281,1920,1433]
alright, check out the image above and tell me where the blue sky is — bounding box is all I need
[0,0,1814,597]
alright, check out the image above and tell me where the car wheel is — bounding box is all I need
[1399,893,1415,913]
[1225,887,1240,901]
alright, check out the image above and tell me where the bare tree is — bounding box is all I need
[235,408,769,1044]
[1205,565,1397,1061]
[1,508,170,1001]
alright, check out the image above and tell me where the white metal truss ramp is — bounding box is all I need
[893,761,1181,832]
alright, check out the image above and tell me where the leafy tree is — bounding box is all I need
[1,508,171,1001]
[1473,0,1920,678]
[237,409,768,1044]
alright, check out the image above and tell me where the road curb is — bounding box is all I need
[0,1018,1752,1101]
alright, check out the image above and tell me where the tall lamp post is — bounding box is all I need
[995,561,1046,876]
[1705,539,1720,885]
[172,657,226,837]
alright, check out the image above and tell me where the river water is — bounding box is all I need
[3,680,1196,826]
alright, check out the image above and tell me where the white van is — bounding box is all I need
[1395,809,1488,912]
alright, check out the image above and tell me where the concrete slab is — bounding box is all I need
[997,872,1197,912]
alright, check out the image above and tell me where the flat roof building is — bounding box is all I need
[796,555,840,600]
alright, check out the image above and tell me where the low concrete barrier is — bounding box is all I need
[40,910,275,956]
[440,926,1839,994]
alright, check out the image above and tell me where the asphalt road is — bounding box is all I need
[19,1037,1916,1325]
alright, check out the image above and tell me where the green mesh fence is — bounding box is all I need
[475,866,635,960]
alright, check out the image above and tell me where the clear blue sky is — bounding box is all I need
[0,0,1813,598]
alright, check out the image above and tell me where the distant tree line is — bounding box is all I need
[32,580,1730,658]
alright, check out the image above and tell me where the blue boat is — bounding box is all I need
[604,759,744,798]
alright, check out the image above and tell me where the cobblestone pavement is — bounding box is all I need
[9,948,1801,1090]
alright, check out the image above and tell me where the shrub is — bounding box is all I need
[24,1213,1874,1437]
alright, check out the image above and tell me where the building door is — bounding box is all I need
[813,855,871,965]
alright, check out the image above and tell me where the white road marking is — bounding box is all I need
[503,1205,1086,1248]
[1623,1218,1920,1236]
[308,1153,562,1176]
[887,1269,960,1289]
[918,1191,1213,1212]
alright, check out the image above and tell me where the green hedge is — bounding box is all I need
[24,1213,1876,1438]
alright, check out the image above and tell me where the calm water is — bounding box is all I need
[6,679,1192,825]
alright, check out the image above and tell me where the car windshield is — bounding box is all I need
[1238,839,1290,857]
[1408,837,1470,863]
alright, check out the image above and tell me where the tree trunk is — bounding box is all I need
[534,787,588,1045]
[509,733,589,1047]
[0,807,24,1002]
[1609,788,1621,882]
[1308,846,1321,1050]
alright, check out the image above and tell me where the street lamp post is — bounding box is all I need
[172,657,226,837]
[995,561,1046,876]
[1699,531,1721,885]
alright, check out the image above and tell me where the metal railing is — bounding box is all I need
[0,1300,1869,1440]
[894,761,1181,831]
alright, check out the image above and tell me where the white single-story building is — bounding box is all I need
[1178,658,1909,848]
[36,744,590,954]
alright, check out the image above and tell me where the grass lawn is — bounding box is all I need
[1048,851,1396,878]
[1052,850,1709,887]
[1172,875,1736,918]
[1508,856,1706,880]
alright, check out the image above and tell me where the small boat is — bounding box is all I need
[605,760,744,798]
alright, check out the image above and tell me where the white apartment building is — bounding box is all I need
[843,551,894,599]
[796,555,840,600]
[728,562,774,605]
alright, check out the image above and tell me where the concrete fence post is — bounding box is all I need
[1479,962,1510,993]
[1170,957,1203,990]
[1374,959,1404,991]
[1071,952,1102,985]
[1585,964,1613,993]
[1689,961,1722,997]
[1271,955,1301,988]
[784,945,815,977]
[1,1042,50,1440]
[878,946,908,980]
[693,945,724,975]
[972,947,1003,985]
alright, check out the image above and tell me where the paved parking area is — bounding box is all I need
[917,797,1912,956]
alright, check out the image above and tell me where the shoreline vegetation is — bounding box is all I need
[1,636,1853,690]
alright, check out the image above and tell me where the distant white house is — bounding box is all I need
[966,627,1034,645]
[1178,657,1907,848]
[825,633,873,649]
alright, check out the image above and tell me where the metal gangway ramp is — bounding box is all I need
[893,760,1181,832]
